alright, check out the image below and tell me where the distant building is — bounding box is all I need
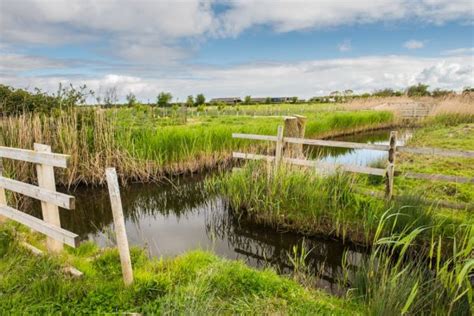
[250,97,267,103]
[210,97,242,105]
[270,97,291,103]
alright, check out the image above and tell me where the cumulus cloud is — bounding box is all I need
[1,0,473,62]
[404,40,425,49]
[2,55,472,101]
[214,0,473,36]
[0,0,215,64]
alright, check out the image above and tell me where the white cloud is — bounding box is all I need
[1,0,473,63]
[441,47,474,55]
[404,40,425,49]
[214,0,473,37]
[338,40,352,52]
[0,0,215,64]
[2,55,472,101]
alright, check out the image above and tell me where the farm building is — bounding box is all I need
[270,97,292,103]
[250,97,267,103]
[210,97,242,105]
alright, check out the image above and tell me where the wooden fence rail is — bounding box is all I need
[232,120,474,210]
[0,144,79,252]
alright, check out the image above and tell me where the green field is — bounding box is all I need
[0,106,393,185]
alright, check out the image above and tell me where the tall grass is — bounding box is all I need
[212,162,468,245]
[344,213,473,315]
[0,107,393,185]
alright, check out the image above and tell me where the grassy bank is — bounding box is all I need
[0,224,359,315]
[363,116,474,204]
[211,162,471,245]
[0,107,393,186]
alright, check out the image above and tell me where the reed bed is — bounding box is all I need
[0,108,393,186]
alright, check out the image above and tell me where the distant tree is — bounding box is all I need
[291,96,298,103]
[157,92,172,107]
[195,93,206,106]
[265,97,271,104]
[244,95,251,104]
[373,88,395,97]
[103,87,118,108]
[462,87,474,94]
[185,95,194,107]
[406,83,430,97]
[432,88,453,98]
[126,92,137,107]
[329,91,341,97]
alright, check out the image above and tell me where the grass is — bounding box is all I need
[0,107,393,186]
[343,213,473,315]
[0,223,360,315]
[210,162,470,245]
[363,117,474,204]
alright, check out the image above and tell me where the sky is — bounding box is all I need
[0,0,473,102]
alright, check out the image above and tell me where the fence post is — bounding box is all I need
[274,125,284,172]
[106,168,133,286]
[34,143,63,252]
[283,115,307,158]
[385,131,397,200]
[0,158,6,223]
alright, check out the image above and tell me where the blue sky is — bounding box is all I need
[1,0,473,101]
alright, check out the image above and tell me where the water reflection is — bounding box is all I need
[57,177,364,294]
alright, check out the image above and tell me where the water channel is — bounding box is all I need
[29,128,413,294]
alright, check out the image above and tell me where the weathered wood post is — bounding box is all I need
[0,158,6,223]
[106,167,133,286]
[34,143,63,252]
[274,125,284,172]
[385,131,397,200]
[283,115,307,158]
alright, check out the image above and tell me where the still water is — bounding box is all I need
[32,129,413,293]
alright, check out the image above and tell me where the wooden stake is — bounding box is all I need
[34,143,63,252]
[385,131,397,200]
[274,125,284,172]
[106,168,133,286]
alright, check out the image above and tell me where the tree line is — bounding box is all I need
[1,83,472,115]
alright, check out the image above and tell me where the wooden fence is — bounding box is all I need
[0,144,79,252]
[232,120,474,210]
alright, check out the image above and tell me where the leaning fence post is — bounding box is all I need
[274,125,284,172]
[34,143,63,252]
[385,131,397,200]
[106,168,133,286]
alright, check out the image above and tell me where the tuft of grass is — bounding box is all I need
[344,215,473,315]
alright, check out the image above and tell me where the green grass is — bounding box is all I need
[0,107,394,185]
[212,162,471,245]
[363,121,474,204]
[0,224,359,315]
[344,214,473,315]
